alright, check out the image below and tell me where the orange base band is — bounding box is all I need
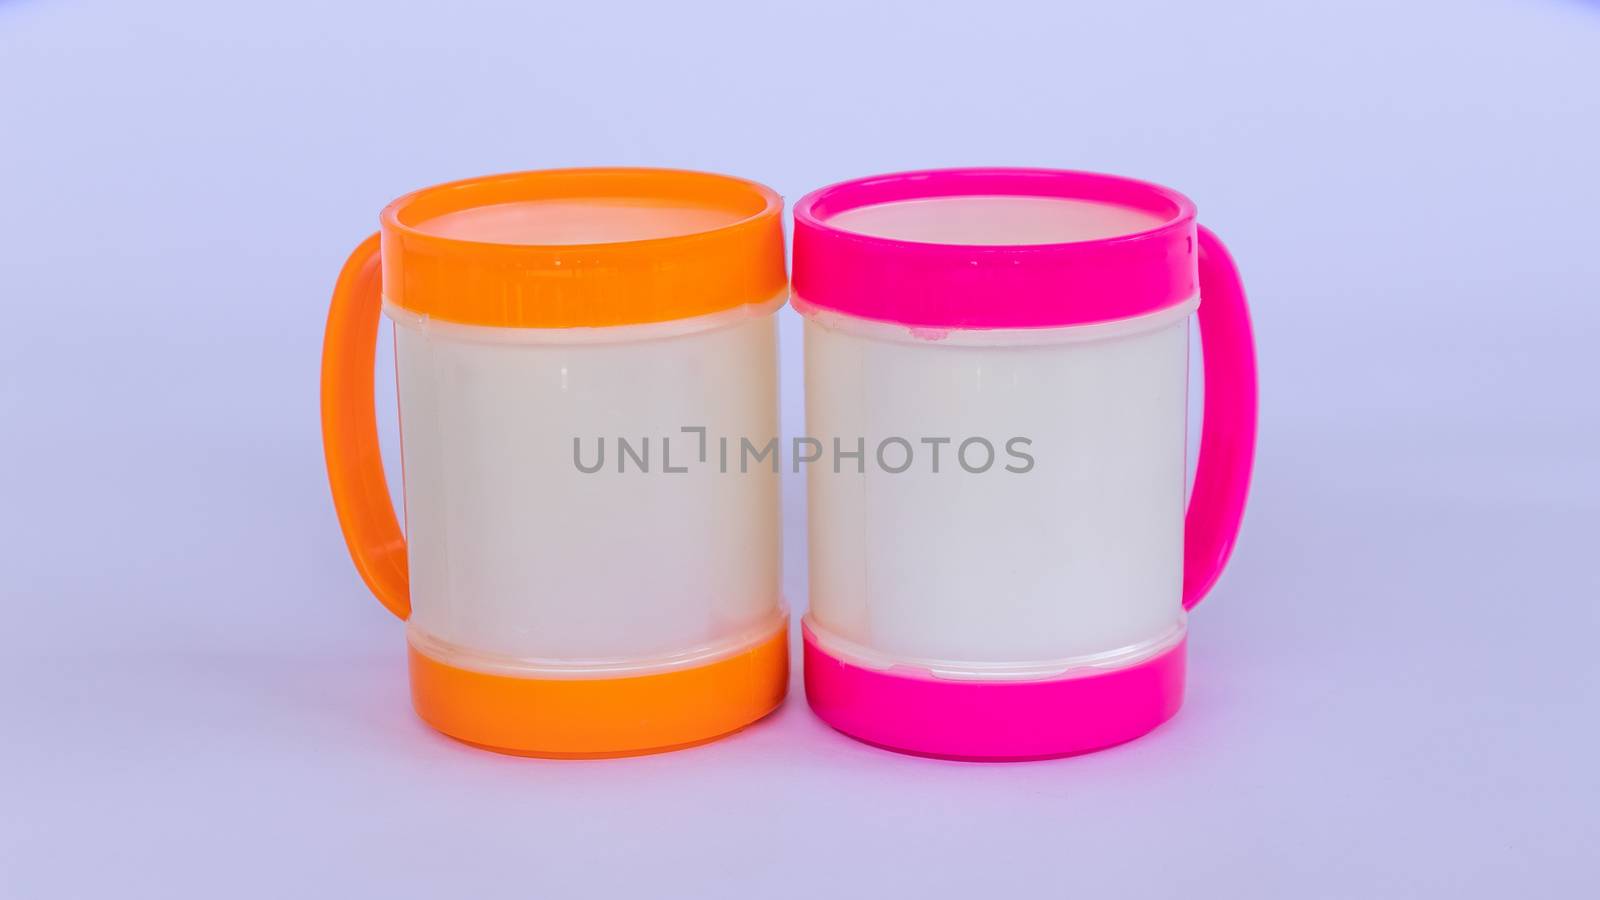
[408,626,789,758]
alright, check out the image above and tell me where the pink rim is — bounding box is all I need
[802,621,1186,761]
[792,167,1199,329]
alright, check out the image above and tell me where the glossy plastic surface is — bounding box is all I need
[795,168,1257,759]
[381,168,785,328]
[1184,227,1257,609]
[793,168,1198,329]
[322,234,410,619]
[803,623,1185,760]
[802,304,1192,670]
[394,304,783,665]
[320,169,791,757]
[412,619,788,758]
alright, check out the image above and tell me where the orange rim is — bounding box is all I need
[379,167,786,328]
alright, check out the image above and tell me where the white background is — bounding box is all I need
[3,0,1596,895]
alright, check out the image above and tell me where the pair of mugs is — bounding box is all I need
[322,166,1256,760]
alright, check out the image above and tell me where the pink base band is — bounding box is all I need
[803,622,1186,760]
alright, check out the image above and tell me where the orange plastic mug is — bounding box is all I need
[321,169,789,757]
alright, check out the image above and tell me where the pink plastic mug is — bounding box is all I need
[795,168,1257,759]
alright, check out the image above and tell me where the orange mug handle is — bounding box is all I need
[321,234,410,619]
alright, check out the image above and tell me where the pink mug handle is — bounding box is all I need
[1183,226,1258,610]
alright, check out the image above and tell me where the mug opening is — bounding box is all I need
[374,167,788,329]
[797,168,1195,249]
[384,168,781,249]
